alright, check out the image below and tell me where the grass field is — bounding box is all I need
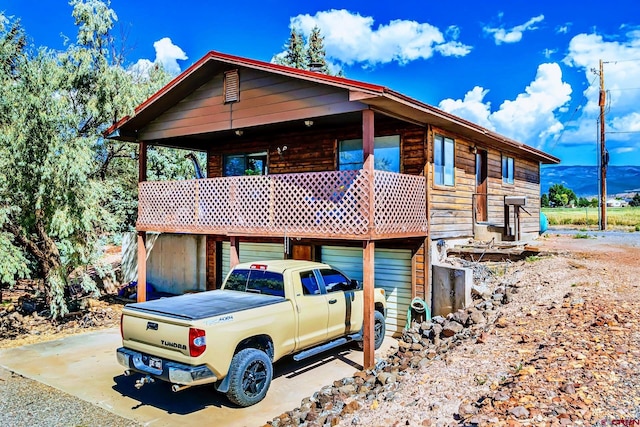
[543,207,640,229]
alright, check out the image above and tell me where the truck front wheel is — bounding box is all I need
[226,348,273,407]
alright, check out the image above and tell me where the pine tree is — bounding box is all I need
[306,26,329,74]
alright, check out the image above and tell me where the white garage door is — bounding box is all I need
[221,242,285,280]
[320,246,412,337]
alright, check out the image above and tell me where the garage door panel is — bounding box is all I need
[221,242,285,279]
[321,246,412,338]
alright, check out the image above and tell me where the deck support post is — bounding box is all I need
[137,141,148,302]
[229,236,240,269]
[137,232,147,302]
[362,108,376,369]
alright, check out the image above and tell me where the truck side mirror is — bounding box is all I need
[351,279,361,290]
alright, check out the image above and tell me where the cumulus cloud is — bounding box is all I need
[285,9,472,67]
[130,37,187,77]
[484,14,544,45]
[561,29,640,158]
[439,63,571,146]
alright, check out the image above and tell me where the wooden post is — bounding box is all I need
[362,108,376,369]
[230,236,240,269]
[137,141,148,302]
[137,232,147,302]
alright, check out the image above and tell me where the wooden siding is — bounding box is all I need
[140,68,366,141]
[486,154,541,234]
[426,127,542,240]
[428,129,475,240]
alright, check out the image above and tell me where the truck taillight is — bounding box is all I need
[120,313,124,339]
[189,328,206,357]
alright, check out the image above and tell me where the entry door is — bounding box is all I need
[475,150,488,223]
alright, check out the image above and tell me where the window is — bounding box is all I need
[299,271,321,295]
[338,135,400,172]
[434,134,455,186]
[317,269,356,293]
[502,155,514,184]
[224,152,267,176]
[224,269,284,297]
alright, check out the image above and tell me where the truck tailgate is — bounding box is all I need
[121,310,194,359]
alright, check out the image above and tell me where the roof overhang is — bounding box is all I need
[105,50,560,165]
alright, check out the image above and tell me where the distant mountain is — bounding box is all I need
[541,165,640,198]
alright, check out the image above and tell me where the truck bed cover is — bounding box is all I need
[125,290,285,320]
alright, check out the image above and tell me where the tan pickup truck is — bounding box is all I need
[117,260,387,407]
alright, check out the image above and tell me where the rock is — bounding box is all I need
[560,383,576,394]
[467,308,485,325]
[495,317,508,328]
[431,315,446,325]
[494,391,510,401]
[377,372,397,385]
[509,406,530,418]
[451,309,469,326]
[472,284,492,300]
[458,403,478,418]
[442,320,463,337]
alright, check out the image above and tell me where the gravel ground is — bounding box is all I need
[0,367,139,427]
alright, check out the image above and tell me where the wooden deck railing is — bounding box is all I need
[136,169,427,239]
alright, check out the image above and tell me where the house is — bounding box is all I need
[108,51,559,366]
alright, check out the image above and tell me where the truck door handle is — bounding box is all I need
[329,299,337,304]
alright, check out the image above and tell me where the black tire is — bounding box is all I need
[358,311,386,350]
[226,348,273,407]
[373,310,386,350]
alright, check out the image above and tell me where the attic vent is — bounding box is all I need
[224,69,239,103]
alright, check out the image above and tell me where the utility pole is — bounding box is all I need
[598,59,607,231]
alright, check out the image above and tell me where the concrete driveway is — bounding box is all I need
[0,329,395,426]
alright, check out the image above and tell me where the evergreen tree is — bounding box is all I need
[274,29,306,69]
[306,26,329,74]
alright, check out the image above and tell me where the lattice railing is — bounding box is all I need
[137,170,427,239]
[374,171,428,236]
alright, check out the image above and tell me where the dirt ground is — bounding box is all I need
[337,232,640,427]
[1,232,639,427]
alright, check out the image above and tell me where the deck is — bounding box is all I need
[136,169,428,240]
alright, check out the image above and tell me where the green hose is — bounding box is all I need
[405,297,431,329]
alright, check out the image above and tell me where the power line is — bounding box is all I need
[606,131,640,134]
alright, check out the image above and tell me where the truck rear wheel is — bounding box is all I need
[226,348,273,407]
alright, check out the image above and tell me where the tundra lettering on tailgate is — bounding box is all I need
[161,340,187,350]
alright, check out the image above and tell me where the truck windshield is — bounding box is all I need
[225,269,285,297]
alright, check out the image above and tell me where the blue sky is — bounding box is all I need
[2,0,640,166]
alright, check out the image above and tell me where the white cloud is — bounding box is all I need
[561,29,640,159]
[439,63,571,147]
[556,24,571,34]
[130,37,187,77]
[438,86,493,129]
[543,48,557,59]
[286,9,472,67]
[484,14,544,45]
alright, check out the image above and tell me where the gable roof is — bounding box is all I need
[107,50,559,164]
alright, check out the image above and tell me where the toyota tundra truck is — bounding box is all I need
[116,260,387,407]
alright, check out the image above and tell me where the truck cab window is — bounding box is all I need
[318,269,353,293]
[225,269,284,297]
[300,271,321,295]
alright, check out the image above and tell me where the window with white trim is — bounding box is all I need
[502,155,514,184]
[434,134,455,186]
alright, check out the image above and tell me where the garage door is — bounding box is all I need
[221,242,285,280]
[320,246,412,337]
